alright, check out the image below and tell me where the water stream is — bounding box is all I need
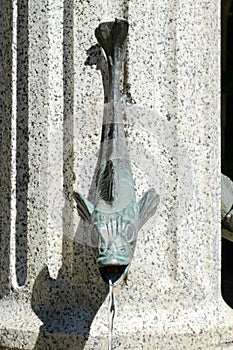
[108,280,115,350]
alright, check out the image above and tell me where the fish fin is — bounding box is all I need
[95,21,115,60]
[95,19,128,64]
[97,160,115,203]
[136,188,159,230]
[73,190,94,223]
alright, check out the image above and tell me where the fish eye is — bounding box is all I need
[124,223,135,242]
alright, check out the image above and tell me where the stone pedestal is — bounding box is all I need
[1,0,233,349]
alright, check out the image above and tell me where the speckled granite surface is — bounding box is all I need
[0,0,233,349]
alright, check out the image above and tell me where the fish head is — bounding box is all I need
[92,215,137,284]
[93,218,137,266]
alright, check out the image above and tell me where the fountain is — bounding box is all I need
[74,19,160,348]
[1,2,233,349]
[74,19,160,287]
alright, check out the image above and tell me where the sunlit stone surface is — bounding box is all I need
[1,0,233,349]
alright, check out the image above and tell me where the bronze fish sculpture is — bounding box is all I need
[74,18,159,285]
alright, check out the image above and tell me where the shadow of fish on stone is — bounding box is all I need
[74,18,159,286]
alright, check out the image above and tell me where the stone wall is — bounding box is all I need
[1,0,233,349]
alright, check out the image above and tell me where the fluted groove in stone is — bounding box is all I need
[0,0,17,296]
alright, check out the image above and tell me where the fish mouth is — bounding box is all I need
[99,264,129,285]
[97,255,130,266]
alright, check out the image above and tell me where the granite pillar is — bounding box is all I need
[0,0,233,349]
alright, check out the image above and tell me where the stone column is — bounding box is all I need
[0,0,233,349]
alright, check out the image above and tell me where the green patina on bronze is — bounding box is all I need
[74,19,159,285]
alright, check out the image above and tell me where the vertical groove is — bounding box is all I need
[0,0,15,295]
[15,0,29,286]
[62,0,75,277]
